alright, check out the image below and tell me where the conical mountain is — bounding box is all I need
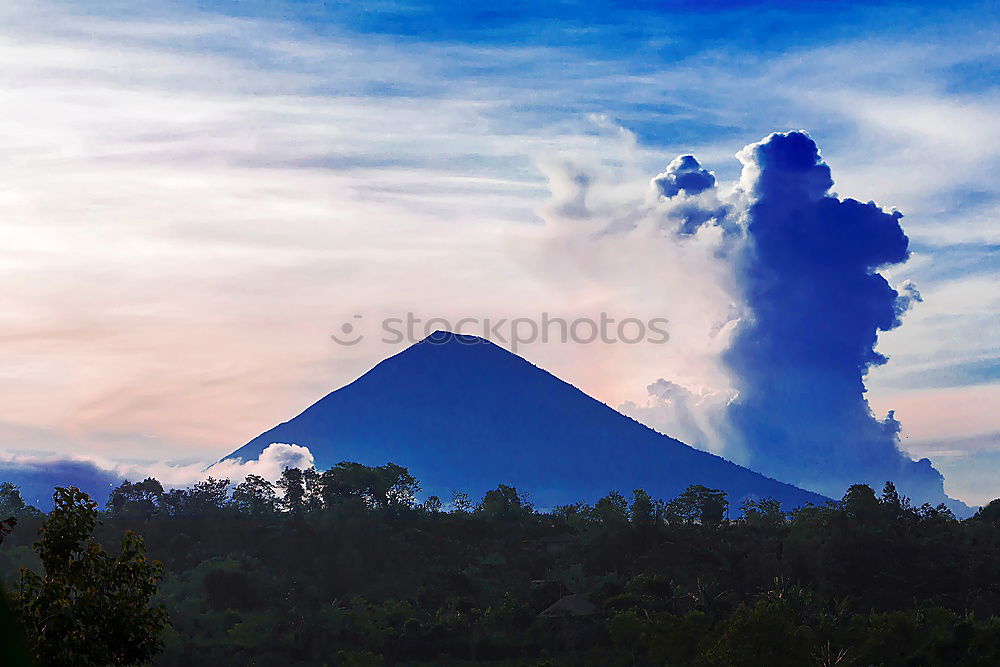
[224,331,827,508]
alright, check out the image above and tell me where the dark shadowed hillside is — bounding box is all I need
[225,332,827,509]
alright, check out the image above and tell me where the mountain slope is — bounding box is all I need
[224,332,828,509]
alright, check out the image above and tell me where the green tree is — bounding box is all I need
[592,490,629,525]
[303,466,325,511]
[450,491,473,513]
[0,586,34,667]
[11,486,168,666]
[277,467,307,514]
[419,495,443,513]
[157,477,231,518]
[159,488,188,517]
[0,482,41,519]
[629,488,655,524]
[107,478,164,519]
[374,463,420,513]
[320,462,379,510]
[842,483,881,524]
[739,497,786,529]
[666,485,729,526]
[186,477,230,516]
[318,461,420,514]
[704,598,814,666]
[231,474,277,516]
[476,485,532,521]
[971,498,1000,523]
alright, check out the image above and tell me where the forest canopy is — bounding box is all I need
[1,462,999,666]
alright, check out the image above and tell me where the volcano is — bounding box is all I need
[223,331,827,508]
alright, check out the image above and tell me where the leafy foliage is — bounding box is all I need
[0,482,41,520]
[0,466,998,665]
[10,486,168,666]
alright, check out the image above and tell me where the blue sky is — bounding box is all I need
[0,0,997,504]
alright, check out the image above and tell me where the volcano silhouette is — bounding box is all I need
[224,331,827,508]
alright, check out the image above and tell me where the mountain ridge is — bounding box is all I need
[224,331,829,509]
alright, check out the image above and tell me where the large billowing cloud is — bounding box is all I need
[559,129,963,510]
[721,131,954,507]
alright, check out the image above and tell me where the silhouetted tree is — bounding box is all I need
[320,462,379,510]
[107,477,164,519]
[842,483,881,524]
[972,498,1000,523]
[0,482,40,519]
[185,477,230,517]
[277,467,306,514]
[592,490,629,525]
[666,484,729,526]
[739,497,786,529]
[303,466,324,512]
[419,495,443,513]
[231,474,277,516]
[374,463,420,513]
[629,488,655,524]
[159,487,189,517]
[450,491,472,513]
[476,484,532,521]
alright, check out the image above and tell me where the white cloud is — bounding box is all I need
[619,379,735,458]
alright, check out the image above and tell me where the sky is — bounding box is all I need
[1,0,998,505]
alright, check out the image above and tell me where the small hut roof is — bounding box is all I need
[539,594,597,617]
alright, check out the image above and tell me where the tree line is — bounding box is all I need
[1,462,999,665]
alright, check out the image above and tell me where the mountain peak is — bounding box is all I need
[417,330,494,347]
[386,329,529,379]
